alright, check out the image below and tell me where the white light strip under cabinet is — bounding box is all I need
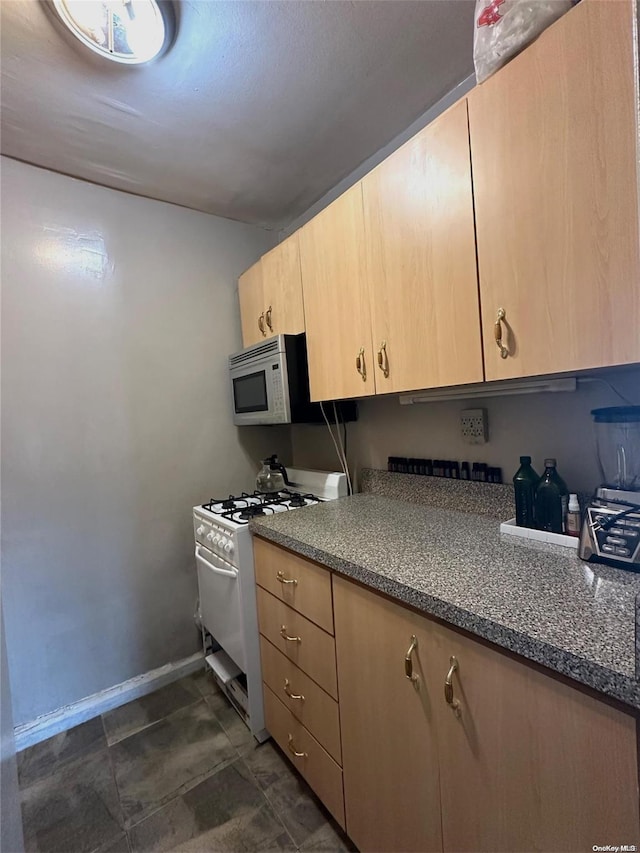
[398,377,578,405]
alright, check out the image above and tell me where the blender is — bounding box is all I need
[579,406,640,570]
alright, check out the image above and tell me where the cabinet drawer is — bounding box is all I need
[256,587,338,699]
[254,537,333,634]
[260,635,342,764]
[263,684,345,829]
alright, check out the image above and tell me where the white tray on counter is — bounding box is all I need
[500,518,579,550]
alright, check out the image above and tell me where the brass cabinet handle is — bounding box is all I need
[377,340,389,377]
[287,734,307,758]
[258,313,266,336]
[265,306,273,331]
[444,655,461,713]
[404,635,419,684]
[276,571,298,586]
[283,678,305,701]
[280,625,302,643]
[356,347,366,381]
[494,308,509,359]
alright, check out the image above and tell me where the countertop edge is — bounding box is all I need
[250,522,640,711]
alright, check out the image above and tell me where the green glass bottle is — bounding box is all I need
[535,458,569,534]
[513,456,539,528]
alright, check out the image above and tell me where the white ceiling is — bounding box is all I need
[1,0,475,228]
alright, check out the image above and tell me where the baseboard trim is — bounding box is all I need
[14,652,204,752]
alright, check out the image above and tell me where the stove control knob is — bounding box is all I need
[217,536,227,549]
[206,532,217,544]
[224,541,234,555]
[196,525,205,536]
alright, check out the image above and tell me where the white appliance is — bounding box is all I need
[229,334,311,426]
[228,334,357,426]
[193,468,347,742]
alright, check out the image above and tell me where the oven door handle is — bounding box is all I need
[195,546,238,578]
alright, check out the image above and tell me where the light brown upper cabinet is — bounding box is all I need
[238,259,265,347]
[261,233,305,339]
[299,183,376,401]
[362,99,484,393]
[237,234,305,348]
[468,0,640,380]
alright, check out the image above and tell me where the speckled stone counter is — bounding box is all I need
[250,494,640,710]
[359,467,515,519]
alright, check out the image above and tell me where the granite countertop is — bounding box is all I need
[250,493,640,710]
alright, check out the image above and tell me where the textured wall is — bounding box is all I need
[1,158,290,726]
[292,369,640,496]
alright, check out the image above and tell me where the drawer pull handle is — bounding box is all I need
[404,635,419,685]
[280,626,301,643]
[355,347,366,381]
[258,313,266,336]
[494,307,509,359]
[287,734,307,758]
[265,306,273,331]
[276,571,298,586]
[444,655,461,714]
[283,678,305,701]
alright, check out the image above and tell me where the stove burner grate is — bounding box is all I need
[220,503,278,524]
[239,506,266,520]
[287,493,315,507]
[203,493,258,513]
[204,489,325,524]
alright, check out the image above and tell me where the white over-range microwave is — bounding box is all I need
[228,334,357,426]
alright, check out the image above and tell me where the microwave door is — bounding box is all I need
[232,369,269,420]
[231,354,290,425]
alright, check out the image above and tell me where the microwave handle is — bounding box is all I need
[195,545,238,578]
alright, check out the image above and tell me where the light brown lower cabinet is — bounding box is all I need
[254,539,346,832]
[263,683,345,829]
[255,541,640,852]
[333,575,640,853]
[333,575,443,853]
[432,622,640,853]
[259,635,342,764]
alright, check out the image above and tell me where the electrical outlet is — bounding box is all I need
[460,408,488,444]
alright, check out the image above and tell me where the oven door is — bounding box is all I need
[195,544,246,672]
[230,352,290,425]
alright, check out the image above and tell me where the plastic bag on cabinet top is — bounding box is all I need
[474,0,573,84]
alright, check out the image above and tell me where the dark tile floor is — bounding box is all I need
[17,669,353,853]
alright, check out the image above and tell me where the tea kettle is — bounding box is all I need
[256,455,291,494]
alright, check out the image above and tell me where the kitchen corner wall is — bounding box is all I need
[1,600,23,853]
[291,367,640,496]
[1,157,291,727]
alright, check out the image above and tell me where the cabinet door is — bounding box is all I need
[433,623,640,852]
[299,184,375,401]
[261,233,305,337]
[238,260,265,347]
[363,99,484,393]
[469,0,640,380]
[333,577,442,853]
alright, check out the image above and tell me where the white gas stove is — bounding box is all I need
[193,468,347,741]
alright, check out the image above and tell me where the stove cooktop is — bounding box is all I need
[201,490,323,526]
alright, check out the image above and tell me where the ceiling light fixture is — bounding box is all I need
[51,0,172,65]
